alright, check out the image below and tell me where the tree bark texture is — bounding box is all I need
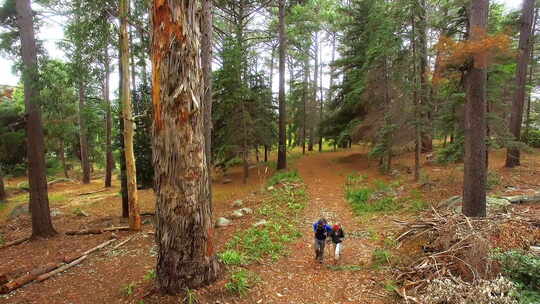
[506,0,536,167]
[151,0,220,293]
[202,0,213,172]
[120,0,141,230]
[78,84,91,184]
[412,10,421,182]
[104,45,113,188]
[15,0,56,238]
[463,0,488,217]
[0,165,6,202]
[524,9,538,143]
[118,41,129,218]
[277,0,287,170]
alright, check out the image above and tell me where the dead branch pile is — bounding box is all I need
[393,207,539,296]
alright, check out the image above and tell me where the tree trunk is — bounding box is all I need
[118,45,129,218]
[0,165,6,202]
[59,140,68,178]
[104,45,113,188]
[78,84,91,184]
[15,0,56,238]
[524,8,538,145]
[120,0,141,231]
[151,0,220,293]
[277,0,287,170]
[264,145,268,162]
[463,0,488,217]
[412,8,421,182]
[202,0,213,173]
[506,0,536,167]
[418,0,432,153]
[302,56,308,155]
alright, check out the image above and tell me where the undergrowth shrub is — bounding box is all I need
[372,248,393,268]
[225,269,258,296]
[267,170,300,186]
[492,250,540,304]
[436,136,464,164]
[523,129,540,148]
[218,250,247,266]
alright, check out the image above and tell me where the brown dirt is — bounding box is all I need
[0,146,538,304]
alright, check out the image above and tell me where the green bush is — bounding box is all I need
[492,250,540,304]
[267,170,301,186]
[436,136,464,164]
[524,129,540,148]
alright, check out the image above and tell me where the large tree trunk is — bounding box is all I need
[104,45,113,188]
[419,0,432,153]
[277,0,287,170]
[202,0,213,173]
[16,0,56,238]
[463,0,488,217]
[120,0,141,231]
[78,84,91,184]
[524,8,538,144]
[506,0,536,167]
[412,9,421,182]
[302,55,308,155]
[118,35,129,218]
[151,0,220,293]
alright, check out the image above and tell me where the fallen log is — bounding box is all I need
[64,239,117,263]
[35,255,88,283]
[0,237,30,250]
[78,189,107,196]
[65,226,129,235]
[0,262,62,294]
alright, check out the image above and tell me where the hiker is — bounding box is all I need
[313,218,332,263]
[329,223,345,261]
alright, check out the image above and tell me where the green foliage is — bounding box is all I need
[0,93,26,174]
[218,250,248,266]
[225,269,258,296]
[267,170,301,186]
[143,269,156,281]
[436,135,465,164]
[487,171,502,190]
[72,207,87,217]
[383,280,398,293]
[182,288,199,304]
[372,248,393,268]
[121,282,136,296]
[408,199,428,212]
[524,129,540,148]
[492,250,540,295]
[132,82,154,189]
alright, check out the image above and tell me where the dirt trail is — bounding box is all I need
[244,149,390,304]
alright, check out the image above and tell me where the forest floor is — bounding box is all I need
[0,145,539,304]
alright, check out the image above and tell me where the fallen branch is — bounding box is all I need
[78,189,107,196]
[35,255,88,283]
[64,239,117,263]
[113,235,137,250]
[65,226,129,235]
[0,262,62,294]
[0,237,30,250]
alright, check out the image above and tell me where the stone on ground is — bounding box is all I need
[253,219,268,227]
[232,199,243,207]
[231,209,244,218]
[215,217,232,227]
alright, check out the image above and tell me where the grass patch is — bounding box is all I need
[225,269,259,296]
[327,264,363,272]
[267,170,301,187]
[49,193,68,203]
[372,248,393,268]
[220,171,307,296]
[218,250,248,266]
[183,288,199,304]
[345,176,402,215]
[121,282,136,296]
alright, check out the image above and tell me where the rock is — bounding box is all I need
[267,186,275,191]
[231,210,244,219]
[9,204,29,219]
[232,200,243,208]
[253,220,268,227]
[440,196,462,210]
[50,209,63,217]
[487,197,511,214]
[215,217,232,227]
[240,207,253,215]
[222,178,233,184]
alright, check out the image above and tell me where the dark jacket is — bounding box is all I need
[329,228,345,243]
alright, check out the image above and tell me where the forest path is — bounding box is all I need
[246,148,390,304]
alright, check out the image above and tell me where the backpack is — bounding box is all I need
[315,223,327,240]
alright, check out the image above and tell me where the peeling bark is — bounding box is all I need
[152,0,220,293]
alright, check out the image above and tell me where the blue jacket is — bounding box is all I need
[313,223,332,240]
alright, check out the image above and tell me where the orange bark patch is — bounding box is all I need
[206,228,215,257]
[151,1,185,132]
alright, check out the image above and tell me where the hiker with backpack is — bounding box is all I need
[329,223,345,262]
[312,218,332,263]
